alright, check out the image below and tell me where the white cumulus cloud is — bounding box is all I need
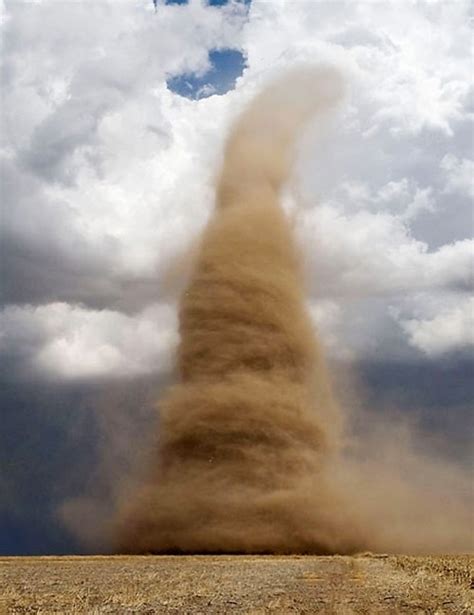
[394,295,474,357]
[0,303,178,380]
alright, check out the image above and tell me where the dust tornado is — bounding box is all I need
[115,67,365,554]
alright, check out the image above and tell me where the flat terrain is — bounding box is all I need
[1,554,472,614]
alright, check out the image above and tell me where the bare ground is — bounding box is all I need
[1,554,472,614]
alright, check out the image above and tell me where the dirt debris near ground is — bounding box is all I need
[1,554,472,614]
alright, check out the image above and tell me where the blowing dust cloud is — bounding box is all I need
[114,67,473,555]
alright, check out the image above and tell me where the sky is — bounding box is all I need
[0,0,473,554]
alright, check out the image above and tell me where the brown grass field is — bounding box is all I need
[0,553,472,614]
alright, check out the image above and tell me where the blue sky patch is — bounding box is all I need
[167,48,247,99]
[163,0,251,5]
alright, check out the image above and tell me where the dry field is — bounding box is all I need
[1,554,472,614]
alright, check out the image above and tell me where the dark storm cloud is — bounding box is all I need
[0,157,119,308]
[0,370,166,555]
[0,229,165,313]
[355,357,474,463]
[0,155,171,311]
[0,376,100,555]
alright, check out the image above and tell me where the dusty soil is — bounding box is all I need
[1,554,472,614]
